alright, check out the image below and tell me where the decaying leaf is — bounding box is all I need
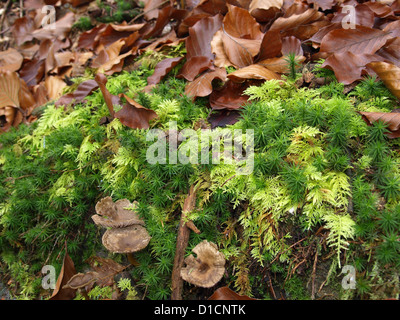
[227,64,280,82]
[367,61,400,99]
[147,57,184,86]
[208,286,257,300]
[360,109,400,139]
[49,251,77,300]
[185,68,227,99]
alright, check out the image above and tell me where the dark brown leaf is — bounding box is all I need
[178,56,214,82]
[208,286,257,300]
[360,110,400,139]
[185,68,227,99]
[320,26,392,55]
[115,94,158,129]
[49,251,77,300]
[147,57,184,86]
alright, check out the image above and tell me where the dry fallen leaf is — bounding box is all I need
[185,68,227,99]
[227,64,280,82]
[360,109,400,139]
[367,61,400,99]
[0,48,24,72]
[49,251,77,300]
[208,286,257,300]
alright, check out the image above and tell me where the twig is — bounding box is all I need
[0,0,12,34]
[311,248,318,300]
[171,185,199,300]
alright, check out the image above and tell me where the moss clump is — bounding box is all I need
[1,58,399,300]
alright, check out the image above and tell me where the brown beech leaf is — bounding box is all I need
[320,26,392,55]
[306,0,336,11]
[360,110,400,139]
[49,251,77,300]
[383,20,400,39]
[55,80,99,107]
[209,80,252,110]
[147,57,184,86]
[269,8,324,33]
[0,48,24,72]
[308,22,341,44]
[92,40,132,75]
[321,52,383,85]
[94,73,117,117]
[19,58,45,87]
[364,1,395,18]
[0,71,20,109]
[143,0,168,20]
[208,286,257,300]
[331,4,375,29]
[115,94,158,130]
[211,30,234,68]
[259,56,305,73]
[186,14,223,61]
[63,257,126,292]
[19,78,36,113]
[221,29,254,68]
[249,0,283,22]
[77,24,107,50]
[144,5,175,39]
[227,64,280,82]
[32,12,75,41]
[376,37,400,67]
[185,68,227,99]
[207,109,241,129]
[281,36,303,56]
[223,4,263,40]
[12,17,35,45]
[178,56,214,82]
[257,30,282,61]
[367,61,400,99]
[44,76,66,101]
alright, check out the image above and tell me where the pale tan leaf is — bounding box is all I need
[367,61,400,99]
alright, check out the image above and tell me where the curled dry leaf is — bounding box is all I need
[0,71,20,109]
[208,286,257,300]
[257,30,282,61]
[227,64,280,82]
[55,79,99,107]
[49,251,77,300]
[209,80,251,110]
[321,52,383,85]
[115,93,158,130]
[211,30,234,68]
[178,56,214,82]
[44,76,66,100]
[184,68,227,99]
[269,8,324,33]
[92,39,132,75]
[0,48,24,72]
[185,14,223,61]
[249,0,283,22]
[223,4,263,40]
[367,61,400,99]
[147,56,184,86]
[360,109,400,139]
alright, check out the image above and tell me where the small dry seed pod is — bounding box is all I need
[180,240,225,288]
[102,224,151,254]
[92,197,145,228]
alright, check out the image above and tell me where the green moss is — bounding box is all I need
[1,55,399,300]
